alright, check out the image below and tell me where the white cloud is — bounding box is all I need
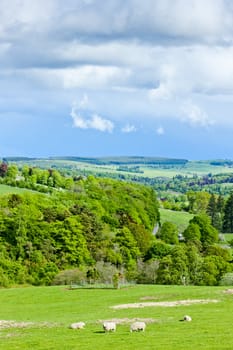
[181,101,215,127]
[1,0,233,133]
[156,127,164,135]
[79,93,89,109]
[149,83,172,100]
[70,100,114,133]
[121,124,137,133]
[89,114,114,132]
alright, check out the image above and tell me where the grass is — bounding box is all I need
[159,208,193,232]
[0,184,33,195]
[0,284,232,349]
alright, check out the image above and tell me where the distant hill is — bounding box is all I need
[3,156,189,166]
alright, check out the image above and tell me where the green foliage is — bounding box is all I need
[220,272,233,286]
[0,175,159,286]
[144,239,172,260]
[223,192,233,232]
[0,161,232,288]
[159,221,179,244]
[183,223,201,243]
[189,214,219,245]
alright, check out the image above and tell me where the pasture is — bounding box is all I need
[159,208,193,232]
[0,184,32,195]
[0,284,232,349]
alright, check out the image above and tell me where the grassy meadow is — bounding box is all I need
[159,208,193,232]
[0,284,232,350]
[0,184,33,195]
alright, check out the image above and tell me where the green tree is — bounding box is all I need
[144,240,171,260]
[183,223,201,243]
[159,221,178,244]
[189,214,218,245]
[223,192,233,233]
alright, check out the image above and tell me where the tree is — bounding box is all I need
[182,223,201,243]
[159,221,178,245]
[6,164,18,180]
[189,214,218,245]
[223,192,233,233]
[187,191,210,214]
[156,246,189,285]
[144,240,171,260]
[0,162,8,177]
[207,194,217,226]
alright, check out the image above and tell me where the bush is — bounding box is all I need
[220,273,233,286]
[52,268,86,286]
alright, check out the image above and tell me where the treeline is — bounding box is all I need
[49,156,188,166]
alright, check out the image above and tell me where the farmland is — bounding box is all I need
[0,284,232,350]
[7,156,233,179]
[5,156,233,197]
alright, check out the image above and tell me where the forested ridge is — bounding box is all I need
[0,161,232,288]
[0,170,159,287]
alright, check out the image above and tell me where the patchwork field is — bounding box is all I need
[0,284,232,349]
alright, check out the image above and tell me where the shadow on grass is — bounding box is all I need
[93,331,106,334]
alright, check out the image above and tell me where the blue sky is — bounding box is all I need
[1,0,233,160]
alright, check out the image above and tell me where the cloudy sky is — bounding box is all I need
[1,0,233,160]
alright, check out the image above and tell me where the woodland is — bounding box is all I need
[0,161,232,288]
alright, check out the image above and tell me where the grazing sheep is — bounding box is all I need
[130,321,146,332]
[183,315,192,322]
[103,321,116,332]
[70,322,86,329]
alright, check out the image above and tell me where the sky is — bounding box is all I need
[1,0,233,160]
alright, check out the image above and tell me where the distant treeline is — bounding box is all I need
[51,156,189,165]
[210,160,233,166]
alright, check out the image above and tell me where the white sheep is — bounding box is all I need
[130,321,146,332]
[70,322,86,329]
[183,315,192,322]
[103,321,116,332]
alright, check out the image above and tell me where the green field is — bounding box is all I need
[0,184,33,195]
[159,209,193,232]
[0,284,232,349]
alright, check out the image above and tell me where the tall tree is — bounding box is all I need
[223,192,233,233]
[207,194,218,228]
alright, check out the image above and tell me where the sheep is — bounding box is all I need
[70,321,86,329]
[183,315,192,322]
[130,321,146,332]
[103,321,116,332]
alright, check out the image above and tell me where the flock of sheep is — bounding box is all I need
[70,315,192,332]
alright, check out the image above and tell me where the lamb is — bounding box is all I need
[103,321,116,332]
[130,321,146,332]
[183,315,192,322]
[70,322,86,329]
